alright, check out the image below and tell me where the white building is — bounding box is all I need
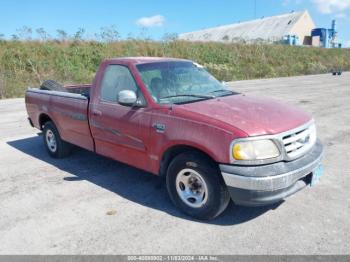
[179,10,315,45]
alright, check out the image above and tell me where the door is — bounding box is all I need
[89,64,152,172]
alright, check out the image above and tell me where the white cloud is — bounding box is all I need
[135,15,165,27]
[312,0,350,14]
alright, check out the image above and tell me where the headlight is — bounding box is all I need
[232,139,280,161]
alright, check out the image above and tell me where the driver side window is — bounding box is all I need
[100,65,138,103]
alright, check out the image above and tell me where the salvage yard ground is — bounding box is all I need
[0,73,349,254]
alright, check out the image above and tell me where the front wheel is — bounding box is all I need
[166,152,230,220]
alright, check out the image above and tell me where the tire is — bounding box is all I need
[166,151,230,220]
[43,121,71,158]
[40,80,66,92]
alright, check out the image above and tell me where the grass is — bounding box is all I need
[0,40,350,98]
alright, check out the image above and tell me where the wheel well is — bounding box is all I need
[39,114,52,130]
[159,145,217,176]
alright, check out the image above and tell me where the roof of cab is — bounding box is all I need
[104,57,191,65]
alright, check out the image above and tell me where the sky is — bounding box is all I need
[0,0,349,46]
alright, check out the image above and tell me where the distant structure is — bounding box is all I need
[179,10,342,48]
[311,20,342,48]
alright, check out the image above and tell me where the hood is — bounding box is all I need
[174,94,311,136]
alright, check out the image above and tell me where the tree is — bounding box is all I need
[138,27,150,40]
[73,28,85,41]
[36,28,50,41]
[11,34,20,41]
[56,29,68,41]
[16,26,32,40]
[162,33,178,42]
[98,25,119,42]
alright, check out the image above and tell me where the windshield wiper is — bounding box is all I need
[161,94,215,99]
[208,89,238,97]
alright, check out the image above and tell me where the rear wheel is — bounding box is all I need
[43,121,71,158]
[166,152,230,220]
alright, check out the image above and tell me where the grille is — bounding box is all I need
[282,123,316,159]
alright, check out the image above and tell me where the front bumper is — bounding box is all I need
[220,139,324,206]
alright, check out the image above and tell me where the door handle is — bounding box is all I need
[92,110,102,116]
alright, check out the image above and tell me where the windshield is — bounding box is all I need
[136,61,236,104]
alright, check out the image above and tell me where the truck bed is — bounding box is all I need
[25,86,95,152]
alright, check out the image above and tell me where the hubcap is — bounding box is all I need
[45,129,57,152]
[175,168,208,208]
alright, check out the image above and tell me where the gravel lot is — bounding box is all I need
[0,73,349,254]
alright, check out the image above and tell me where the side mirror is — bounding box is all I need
[118,90,137,106]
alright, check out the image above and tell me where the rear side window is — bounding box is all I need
[100,65,138,102]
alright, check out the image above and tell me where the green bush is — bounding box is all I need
[0,40,349,98]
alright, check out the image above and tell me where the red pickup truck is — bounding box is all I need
[25,57,324,220]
